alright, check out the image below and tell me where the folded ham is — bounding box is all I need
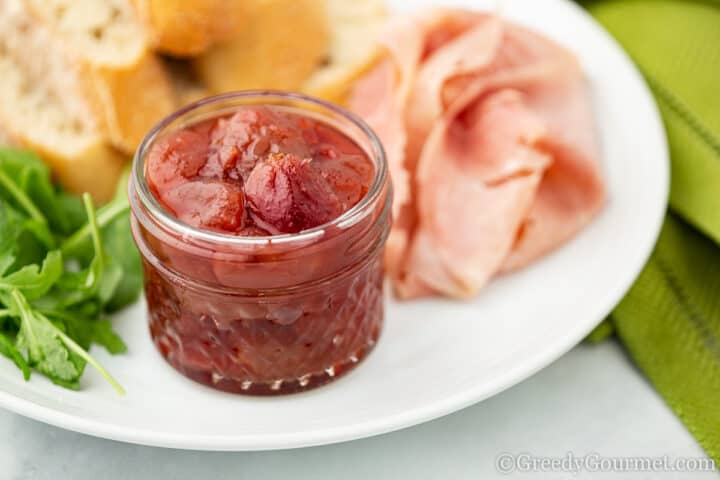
[348,9,606,299]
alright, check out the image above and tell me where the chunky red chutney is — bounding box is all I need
[131,98,390,395]
[146,107,374,236]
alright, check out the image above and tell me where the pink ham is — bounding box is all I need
[348,16,424,278]
[399,90,550,298]
[348,9,606,299]
[405,12,503,164]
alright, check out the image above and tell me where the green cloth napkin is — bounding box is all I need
[581,0,720,462]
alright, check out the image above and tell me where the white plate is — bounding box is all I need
[0,0,667,451]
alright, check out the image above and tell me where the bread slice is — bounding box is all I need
[194,0,330,93]
[131,0,248,56]
[22,0,176,153]
[0,53,125,201]
[0,1,125,202]
[302,0,387,103]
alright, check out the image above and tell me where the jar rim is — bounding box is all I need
[129,90,389,246]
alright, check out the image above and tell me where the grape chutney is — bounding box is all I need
[129,92,391,395]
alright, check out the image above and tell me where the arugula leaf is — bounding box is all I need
[101,174,143,312]
[55,311,127,354]
[0,160,47,225]
[102,216,142,311]
[59,195,124,306]
[21,219,55,250]
[0,207,19,276]
[90,319,127,354]
[0,201,22,259]
[0,148,76,239]
[53,326,124,394]
[85,193,126,307]
[60,171,142,311]
[0,256,14,277]
[0,250,62,300]
[0,148,49,177]
[24,173,71,234]
[60,192,130,257]
[0,201,52,275]
[0,331,30,380]
[0,148,71,233]
[11,289,83,387]
[105,170,142,311]
[0,149,137,393]
[10,289,124,393]
[56,193,86,234]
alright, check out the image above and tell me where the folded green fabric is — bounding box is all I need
[614,213,720,460]
[586,0,720,242]
[581,0,720,463]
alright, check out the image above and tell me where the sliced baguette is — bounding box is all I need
[23,0,176,153]
[194,0,330,93]
[131,0,248,56]
[302,0,387,103]
[0,52,125,201]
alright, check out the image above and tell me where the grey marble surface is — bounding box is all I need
[1,340,714,480]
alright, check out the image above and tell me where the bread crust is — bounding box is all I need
[302,0,387,103]
[0,0,128,201]
[132,0,248,56]
[0,55,126,202]
[194,0,330,93]
[23,0,177,153]
[81,51,177,152]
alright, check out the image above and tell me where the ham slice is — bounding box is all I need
[348,16,423,278]
[348,9,606,299]
[400,90,550,298]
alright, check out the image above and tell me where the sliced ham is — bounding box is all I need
[347,16,423,278]
[400,90,550,298]
[405,12,503,164]
[347,9,606,299]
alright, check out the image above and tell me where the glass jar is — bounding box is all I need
[129,91,391,395]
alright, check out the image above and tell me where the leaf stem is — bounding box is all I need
[82,194,103,259]
[0,309,11,318]
[10,289,40,359]
[59,199,129,255]
[54,327,125,395]
[11,290,125,394]
[0,331,30,380]
[0,169,46,224]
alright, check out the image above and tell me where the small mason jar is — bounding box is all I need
[129,91,391,395]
